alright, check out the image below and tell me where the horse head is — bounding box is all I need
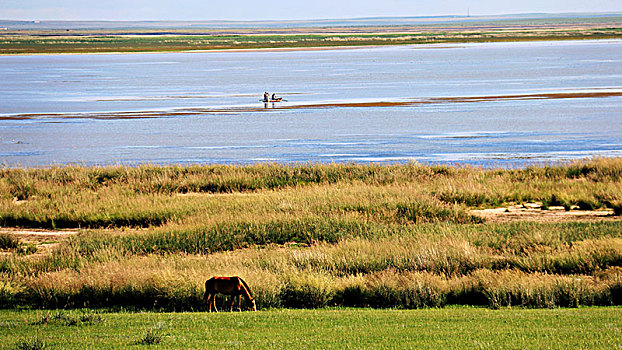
[249,297,257,311]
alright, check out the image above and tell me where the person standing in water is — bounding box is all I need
[263,92,270,102]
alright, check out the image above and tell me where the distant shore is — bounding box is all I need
[0,43,377,56]
[1,20,620,55]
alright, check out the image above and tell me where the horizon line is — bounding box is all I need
[1,11,621,24]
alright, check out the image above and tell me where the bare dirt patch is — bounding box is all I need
[0,228,79,257]
[472,203,619,223]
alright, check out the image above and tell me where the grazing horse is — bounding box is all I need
[204,276,256,312]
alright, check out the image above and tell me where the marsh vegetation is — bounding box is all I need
[1,25,621,54]
[0,158,620,310]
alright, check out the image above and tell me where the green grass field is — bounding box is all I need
[1,308,621,349]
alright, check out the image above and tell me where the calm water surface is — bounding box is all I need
[1,40,621,167]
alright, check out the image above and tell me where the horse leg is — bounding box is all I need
[237,295,242,311]
[230,296,235,312]
[207,294,213,312]
[212,295,218,313]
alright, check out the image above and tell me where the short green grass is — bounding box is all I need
[0,308,620,349]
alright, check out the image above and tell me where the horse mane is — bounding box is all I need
[238,277,254,300]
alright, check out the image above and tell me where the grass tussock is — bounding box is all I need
[0,233,20,250]
[0,159,620,310]
[0,233,37,256]
[134,323,166,345]
[14,337,47,350]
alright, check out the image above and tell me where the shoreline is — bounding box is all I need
[0,43,378,56]
[1,36,620,56]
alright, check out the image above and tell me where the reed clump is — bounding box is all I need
[0,233,20,250]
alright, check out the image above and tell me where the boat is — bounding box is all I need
[261,98,283,103]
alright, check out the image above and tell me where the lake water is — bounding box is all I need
[1,40,621,167]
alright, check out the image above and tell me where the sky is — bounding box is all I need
[1,0,621,21]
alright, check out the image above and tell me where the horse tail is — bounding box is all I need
[238,277,254,300]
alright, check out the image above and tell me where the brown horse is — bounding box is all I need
[204,276,256,312]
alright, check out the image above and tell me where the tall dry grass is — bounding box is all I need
[1,158,621,225]
[4,240,620,310]
[1,223,620,309]
[1,159,620,232]
[0,158,620,309]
